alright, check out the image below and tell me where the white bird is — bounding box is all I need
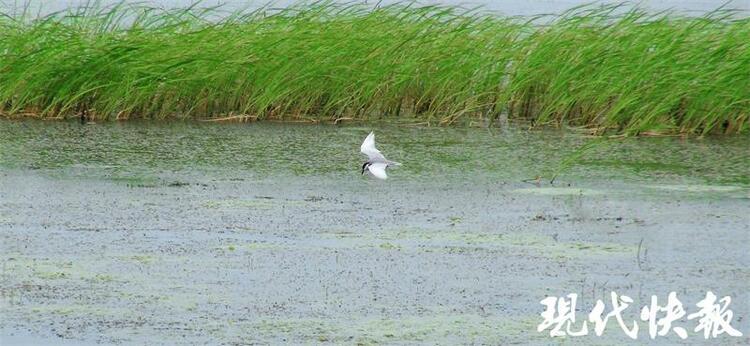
[360,131,401,180]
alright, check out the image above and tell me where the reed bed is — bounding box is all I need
[0,1,747,135]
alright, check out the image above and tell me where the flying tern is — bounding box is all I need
[360,132,400,180]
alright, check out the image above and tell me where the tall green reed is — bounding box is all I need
[0,1,747,135]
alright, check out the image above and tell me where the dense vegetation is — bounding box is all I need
[0,2,748,135]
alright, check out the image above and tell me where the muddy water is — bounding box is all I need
[0,120,749,345]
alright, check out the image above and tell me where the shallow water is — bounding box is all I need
[1,120,748,185]
[0,119,749,345]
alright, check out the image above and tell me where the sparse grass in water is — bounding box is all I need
[0,1,748,135]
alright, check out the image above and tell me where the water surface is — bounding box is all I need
[0,120,748,344]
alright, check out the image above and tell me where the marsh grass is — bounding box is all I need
[0,1,747,135]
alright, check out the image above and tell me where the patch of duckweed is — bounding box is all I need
[203,198,309,210]
[215,242,282,253]
[358,314,541,344]
[238,314,540,344]
[580,159,690,174]
[128,255,155,265]
[203,199,275,209]
[246,242,279,250]
[109,175,159,188]
[645,184,747,193]
[159,293,202,312]
[3,258,126,287]
[249,318,338,342]
[34,270,70,280]
[26,304,131,318]
[378,242,401,251]
[93,274,115,282]
[448,216,463,226]
[7,259,89,281]
[322,229,634,259]
[232,226,259,233]
[513,187,603,196]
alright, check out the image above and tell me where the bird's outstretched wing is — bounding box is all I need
[360,132,385,161]
[367,162,388,180]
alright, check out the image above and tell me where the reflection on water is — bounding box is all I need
[1,119,748,186]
